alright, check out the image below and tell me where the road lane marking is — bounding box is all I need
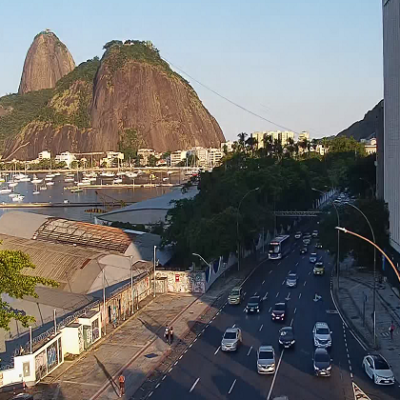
[189,378,200,393]
[278,262,281,266]
[276,292,279,298]
[262,280,265,285]
[232,324,236,328]
[294,307,297,314]
[285,293,291,301]
[247,346,253,356]
[266,349,285,400]
[155,383,161,389]
[162,375,167,381]
[259,324,264,332]
[254,292,258,295]
[282,280,285,286]
[303,281,307,287]
[214,346,220,355]
[269,270,273,275]
[243,307,246,312]
[298,293,302,299]
[148,391,153,397]
[296,262,299,266]
[269,306,272,313]
[308,271,311,275]
[243,292,246,296]
[290,318,294,326]
[228,379,237,394]
[262,292,269,301]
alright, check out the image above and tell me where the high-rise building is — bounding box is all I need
[383,0,400,252]
[298,131,310,142]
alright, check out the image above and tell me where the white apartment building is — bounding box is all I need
[168,150,187,166]
[55,151,76,168]
[383,0,400,252]
[106,151,124,160]
[251,132,268,149]
[38,150,51,160]
[298,131,310,142]
[207,148,223,166]
[264,131,295,146]
[360,138,377,155]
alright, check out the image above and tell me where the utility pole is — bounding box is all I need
[153,245,157,297]
[103,269,107,336]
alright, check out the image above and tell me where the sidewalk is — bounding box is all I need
[334,270,400,382]
[32,251,266,400]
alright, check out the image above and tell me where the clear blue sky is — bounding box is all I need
[0,0,383,140]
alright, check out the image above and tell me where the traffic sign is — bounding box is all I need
[352,382,371,400]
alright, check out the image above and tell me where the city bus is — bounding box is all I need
[268,235,290,260]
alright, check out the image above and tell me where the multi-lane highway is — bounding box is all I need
[147,235,400,400]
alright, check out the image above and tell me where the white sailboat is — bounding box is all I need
[0,188,11,194]
[31,175,42,184]
[40,186,47,191]
[46,181,55,186]
[12,194,24,201]
[8,182,18,188]
[112,178,123,184]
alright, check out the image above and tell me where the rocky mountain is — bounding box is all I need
[337,100,383,141]
[18,30,75,95]
[0,37,224,160]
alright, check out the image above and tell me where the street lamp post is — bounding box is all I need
[236,187,260,272]
[343,202,377,347]
[336,226,400,349]
[312,188,340,288]
[192,253,212,268]
[130,258,147,312]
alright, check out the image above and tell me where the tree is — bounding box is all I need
[319,199,389,268]
[0,247,58,330]
[237,132,248,152]
[70,160,79,170]
[147,154,158,167]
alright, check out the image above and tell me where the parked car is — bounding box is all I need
[286,273,298,288]
[228,287,243,305]
[313,347,332,377]
[313,262,325,275]
[312,230,319,238]
[294,231,302,239]
[221,327,242,352]
[278,326,296,348]
[246,296,262,313]
[362,354,395,385]
[299,246,308,255]
[303,237,311,245]
[271,302,286,321]
[313,322,332,348]
[257,345,276,374]
[315,242,323,249]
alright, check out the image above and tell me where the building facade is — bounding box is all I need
[55,151,76,167]
[383,0,400,252]
[168,150,187,166]
[38,150,51,160]
[298,131,310,142]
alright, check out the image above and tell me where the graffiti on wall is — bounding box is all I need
[47,341,58,371]
[78,325,84,353]
[156,271,206,293]
[35,350,47,380]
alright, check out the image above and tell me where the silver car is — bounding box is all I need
[309,253,317,263]
[257,345,276,374]
[313,322,332,348]
[221,327,242,352]
[286,273,298,287]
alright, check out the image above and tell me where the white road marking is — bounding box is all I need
[174,361,178,366]
[214,346,220,355]
[269,270,273,275]
[262,280,265,285]
[189,378,200,393]
[149,391,154,397]
[290,318,294,327]
[308,271,311,275]
[162,375,167,381]
[155,383,160,389]
[259,324,264,332]
[247,346,253,356]
[294,307,297,314]
[179,355,183,360]
[254,292,258,295]
[266,349,285,400]
[285,293,291,301]
[168,367,173,373]
[282,280,285,286]
[298,293,302,299]
[296,262,299,266]
[228,379,237,394]
[243,307,246,313]
[268,306,272,313]
[303,281,307,287]
[243,292,246,296]
[232,324,236,328]
[276,292,279,298]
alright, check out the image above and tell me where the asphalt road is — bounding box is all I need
[147,235,400,400]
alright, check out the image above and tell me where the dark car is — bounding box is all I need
[246,296,262,313]
[300,246,308,255]
[315,242,323,249]
[271,302,286,321]
[278,326,296,348]
[313,347,332,377]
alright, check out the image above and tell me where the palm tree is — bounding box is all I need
[273,138,283,161]
[245,136,258,156]
[237,132,248,153]
[263,135,274,157]
[285,137,295,158]
[311,138,318,152]
[299,138,308,156]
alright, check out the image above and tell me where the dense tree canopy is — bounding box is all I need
[0,247,58,330]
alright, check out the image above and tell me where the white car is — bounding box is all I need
[309,253,317,263]
[294,232,302,239]
[313,322,332,348]
[221,327,242,352]
[257,345,276,374]
[362,354,395,385]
